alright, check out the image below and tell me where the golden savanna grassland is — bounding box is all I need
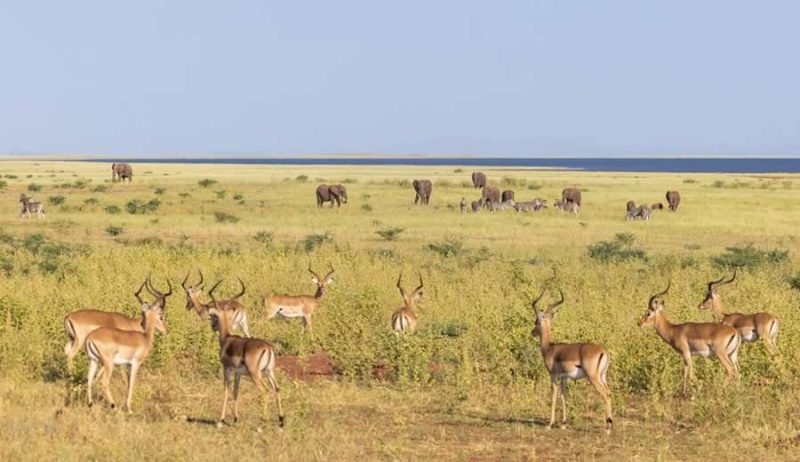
[0,160,799,461]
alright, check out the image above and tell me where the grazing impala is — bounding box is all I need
[530,288,613,433]
[698,269,779,354]
[182,271,251,337]
[391,271,423,333]
[64,277,172,371]
[208,280,284,427]
[85,294,167,412]
[264,265,335,333]
[639,282,741,395]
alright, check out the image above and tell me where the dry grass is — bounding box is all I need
[0,160,799,461]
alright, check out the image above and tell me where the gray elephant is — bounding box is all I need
[471,171,487,189]
[666,191,681,211]
[481,185,500,204]
[316,184,348,207]
[412,179,432,205]
[562,187,582,207]
[112,163,133,182]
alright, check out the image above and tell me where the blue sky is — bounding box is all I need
[0,1,798,157]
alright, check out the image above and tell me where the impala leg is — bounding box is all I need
[548,381,558,429]
[87,360,99,407]
[681,354,693,397]
[219,368,231,424]
[559,378,568,429]
[232,372,241,423]
[101,362,116,409]
[589,376,613,434]
[125,362,140,413]
[261,366,284,427]
[716,348,735,385]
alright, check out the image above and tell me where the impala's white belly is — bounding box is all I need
[562,367,586,380]
[276,307,305,318]
[741,331,757,342]
[692,349,711,358]
[113,356,137,366]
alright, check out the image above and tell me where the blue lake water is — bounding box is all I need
[79,157,800,173]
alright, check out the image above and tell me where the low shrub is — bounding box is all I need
[47,196,66,206]
[198,178,217,188]
[377,227,405,241]
[587,233,647,263]
[301,233,334,252]
[712,243,789,268]
[126,198,161,214]
[253,231,273,244]
[28,183,42,192]
[105,205,121,214]
[105,226,124,236]
[213,211,240,223]
[426,238,464,257]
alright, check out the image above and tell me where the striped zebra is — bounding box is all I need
[19,194,45,219]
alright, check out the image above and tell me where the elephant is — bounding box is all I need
[316,184,348,208]
[501,190,515,203]
[412,179,432,205]
[472,171,487,189]
[562,187,582,207]
[666,191,681,211]
[112,163,133,182]
[481,185,501,205]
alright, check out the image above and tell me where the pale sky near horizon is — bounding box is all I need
[1,1,798,158]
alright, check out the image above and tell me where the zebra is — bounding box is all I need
[19,194,45,219]
[460,197,467,214]
[627,205,651,221]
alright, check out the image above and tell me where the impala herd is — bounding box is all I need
[62,265,780,434]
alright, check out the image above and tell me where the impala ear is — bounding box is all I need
[310,276,320,284]
[208,307,220,317]
[325,276,335,285]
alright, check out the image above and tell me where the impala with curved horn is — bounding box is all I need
[84,286,168,412]
[530,287,613,433]
[208,280,284,427]
[639,282,741,395]
[182,271,251,337]
[391,270,424,333]
[263,265,335,333]
[698,269,779,354]
[63,277,172,371]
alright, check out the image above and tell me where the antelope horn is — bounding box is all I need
[144,275,160,298]
[413,271,424,295]
[720,268,737,286]
[181,272,190,291]
[707,274,728,292]
[197,270,205,289]
[208,280,223,310]
[531,287,547,313]
[649,281,671,308]
[134,279,148,306]
[307,264,321,282]
[548,289,565,312]
[323,264,336,282]
[397,270,407,297]
[231,277,245,300]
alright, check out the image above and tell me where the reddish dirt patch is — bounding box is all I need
[276,352,336,382]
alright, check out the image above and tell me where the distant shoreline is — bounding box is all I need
[53,157,800,173]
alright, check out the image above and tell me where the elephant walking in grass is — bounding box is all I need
[316,184,348,208]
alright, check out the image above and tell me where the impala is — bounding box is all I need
[698,269,779,354]
[639,282,741,395]
[85,295,167,412]
[182,271,251,337]
[264,265,335,332]
[208,280,284,427]
[391,271,423,333]
[530,287,612,433]
[64,277,172,371]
